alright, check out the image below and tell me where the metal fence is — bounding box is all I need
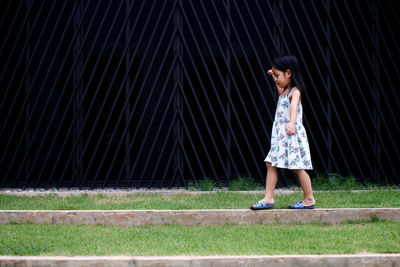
[1,0,399,188]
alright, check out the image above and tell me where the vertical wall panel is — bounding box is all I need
[0,0,399,188]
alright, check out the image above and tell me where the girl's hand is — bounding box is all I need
[267,69,273,76]
[286,123,296,136]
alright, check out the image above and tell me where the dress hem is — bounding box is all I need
[264,160,313,170]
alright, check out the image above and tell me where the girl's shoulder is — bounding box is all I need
[289,87,301,98]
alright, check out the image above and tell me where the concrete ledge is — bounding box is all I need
[0,208,399,226]
[2,189,397,197]
[1,254,400,267]
[0,190,280,197]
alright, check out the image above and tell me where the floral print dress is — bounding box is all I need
[264,87,313,170]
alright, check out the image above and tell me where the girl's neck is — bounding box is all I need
[280,84,293,96]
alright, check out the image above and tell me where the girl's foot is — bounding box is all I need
[250,200,274,210]
[288,198,316,209]
[262,197,274,205]
[301,198,315,207]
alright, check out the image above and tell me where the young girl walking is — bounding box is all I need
[251,55,315,210]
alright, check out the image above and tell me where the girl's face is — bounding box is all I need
[271,67,292,90]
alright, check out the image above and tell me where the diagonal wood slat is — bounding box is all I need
[0,0,399,188]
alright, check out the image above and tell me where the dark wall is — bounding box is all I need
[1,0,399,188]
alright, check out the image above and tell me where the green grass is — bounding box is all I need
[189,175,264,191]
[0,220,399,256]
[310,174,385,190]
[198,177,217,191]
[1,190,400,210]
[228,176,263,191]
[188,175,397,191]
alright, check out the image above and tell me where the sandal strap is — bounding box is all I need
[254,200,265,207]
[294,201,303,208]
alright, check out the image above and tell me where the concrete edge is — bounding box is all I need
[0,190,282,197]
[1,208,399,226]
[0,254,399,267]
[1,189,399,197]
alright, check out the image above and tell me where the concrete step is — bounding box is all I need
[1,254,400,267]
[1,208,399,226]
[2,189,396,197]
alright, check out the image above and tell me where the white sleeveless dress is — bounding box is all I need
[264,87,313,169]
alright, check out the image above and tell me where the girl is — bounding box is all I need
[251,55,315,210]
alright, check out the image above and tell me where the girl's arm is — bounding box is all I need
[286,89,301,136]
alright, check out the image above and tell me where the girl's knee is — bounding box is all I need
[293,169,304,175]
[266,162,276,170]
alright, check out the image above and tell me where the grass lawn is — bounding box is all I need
[0,220,399,256]
[1,190,399,210]
[1,190,399,256]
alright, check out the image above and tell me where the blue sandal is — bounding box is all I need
[250,200,274,210]
[288,200,315,209]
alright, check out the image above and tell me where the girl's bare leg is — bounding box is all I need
[294,169,315,206]
[262,162,278,204]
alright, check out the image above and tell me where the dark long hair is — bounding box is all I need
[271,55,307,99]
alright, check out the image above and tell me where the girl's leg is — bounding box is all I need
[293,169,315,206]
[262,162,278,203]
